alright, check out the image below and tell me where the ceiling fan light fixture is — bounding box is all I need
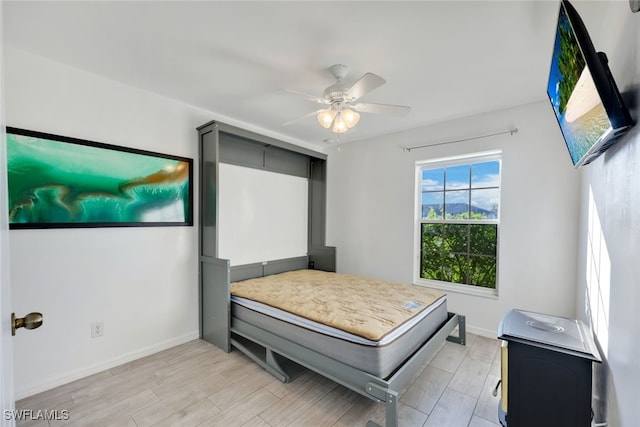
[317,109,336,129]
[332,112,349,134]
[283,64,410,134]
[342,107,360,128]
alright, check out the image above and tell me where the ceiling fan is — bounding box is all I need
[282,64,411,134]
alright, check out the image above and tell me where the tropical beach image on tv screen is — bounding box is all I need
[547,3,612,166]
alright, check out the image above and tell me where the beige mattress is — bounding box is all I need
[230,269,446,342]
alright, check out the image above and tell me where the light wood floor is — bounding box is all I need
[16,334,502,427]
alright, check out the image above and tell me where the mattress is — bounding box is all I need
[230,269,446,341]
[230,270,448,378]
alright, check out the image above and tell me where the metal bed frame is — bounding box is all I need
[202,255,466,427]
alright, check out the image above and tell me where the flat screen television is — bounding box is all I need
[547,0,633,167]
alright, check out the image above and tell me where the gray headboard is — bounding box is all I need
[230,256,309,282]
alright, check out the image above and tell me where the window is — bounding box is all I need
[415,151,501,295]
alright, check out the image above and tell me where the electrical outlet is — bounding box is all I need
[91,321,104,338]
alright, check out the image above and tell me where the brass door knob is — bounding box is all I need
[11,312,43,336]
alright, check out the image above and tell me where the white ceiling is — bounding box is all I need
[4,1,568,148]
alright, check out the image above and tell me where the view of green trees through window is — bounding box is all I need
[419,158,500,289]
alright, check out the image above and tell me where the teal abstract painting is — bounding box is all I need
[6,128,193,229]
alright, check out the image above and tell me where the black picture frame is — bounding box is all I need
[6,127,193,229]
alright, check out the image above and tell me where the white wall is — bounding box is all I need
[326,100,580,337]
[572,1,640,426]
[218,163,309,266]
[5,48,210,398]
[0,2,17,420]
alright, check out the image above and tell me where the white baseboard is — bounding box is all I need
[466,324,498,339]
[15,330,200,400]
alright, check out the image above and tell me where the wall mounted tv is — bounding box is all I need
[547,0,633,168]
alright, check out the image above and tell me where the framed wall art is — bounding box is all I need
[6,127,193,229]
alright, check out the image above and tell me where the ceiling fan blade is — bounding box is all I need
[278,89,329,104]
[353,102,411,116]
[347,73,385,101]
[283,109,325,126]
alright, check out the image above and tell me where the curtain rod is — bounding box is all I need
[402,128,518,152]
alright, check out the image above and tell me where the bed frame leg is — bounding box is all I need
[446,314,466,345]
[265,349,292,383]
[365,385,398,427]
[383,389,399,427]
[232,336,307,384]
[265,349,308,384]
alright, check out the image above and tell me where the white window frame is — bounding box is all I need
[413,150,501,298]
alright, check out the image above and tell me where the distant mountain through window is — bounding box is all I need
[422,203,497,219]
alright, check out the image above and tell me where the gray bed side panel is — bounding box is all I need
[202,258,231,352]
[200,126,218,259]
[232,300,448,379]
[309,158,326,249]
